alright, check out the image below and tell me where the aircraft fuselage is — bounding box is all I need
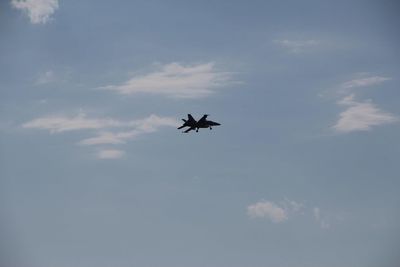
[197,120,220,129]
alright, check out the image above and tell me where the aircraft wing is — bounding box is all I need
[197,114,208,124]
[183,127,195,133]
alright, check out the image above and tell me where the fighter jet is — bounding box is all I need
[177,114,221,133]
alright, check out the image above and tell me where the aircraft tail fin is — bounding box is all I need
[188,114,196,122]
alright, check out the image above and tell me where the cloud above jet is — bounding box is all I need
[99,62,236,99]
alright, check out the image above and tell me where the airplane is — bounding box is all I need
[177,114,221,133]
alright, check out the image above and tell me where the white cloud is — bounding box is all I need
[23,113,179,149]
[79,115,178,145]
[247,201,343,229]
[97,149,125,159]
[79,131,139,145]
[247,201,288,223]
[313,207,330,229]
[130,114,179,132]
[333,94,397,133]
[11,0,59,24]
[22,112,123,133]
[329,74,397,133]
[100,62,235,99]
[341,76,391,89]
[274,39,320,53]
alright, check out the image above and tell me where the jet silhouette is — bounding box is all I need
[178,114,221,133]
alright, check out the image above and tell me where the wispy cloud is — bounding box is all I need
[22,113,178,134]
[100,62,235,99]
[341,76,392,89]
[79,131,139,146]
[328,74,397,133]
[22,112,123,133]
[23,113,179,157]
[247,201,288,223]
[247,199,303,223]
[333,94,397,133]
[274,39,321,53]
[79,115,178,145]
[97,149,125,159]
[11,0,59,24]
[247,200,344,229]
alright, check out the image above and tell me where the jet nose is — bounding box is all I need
[214,122,221,126]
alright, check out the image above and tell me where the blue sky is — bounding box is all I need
[1,0,400,266]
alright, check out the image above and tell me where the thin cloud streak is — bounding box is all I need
[22,112,123,133]
[97,149,125,159]
[79,115,178,145]
[23,113,178,134]
[274,39,321,53]
[341,76,391,89]
[248,200,339,229]
[79,131,139,145]
[99,62,235,99]
[11,0,59,24]
[23,114,179,156]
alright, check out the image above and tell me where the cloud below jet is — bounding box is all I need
[11,0,59,24]
[247,199,303,223]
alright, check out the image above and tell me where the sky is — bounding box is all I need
[1,0,400,266]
